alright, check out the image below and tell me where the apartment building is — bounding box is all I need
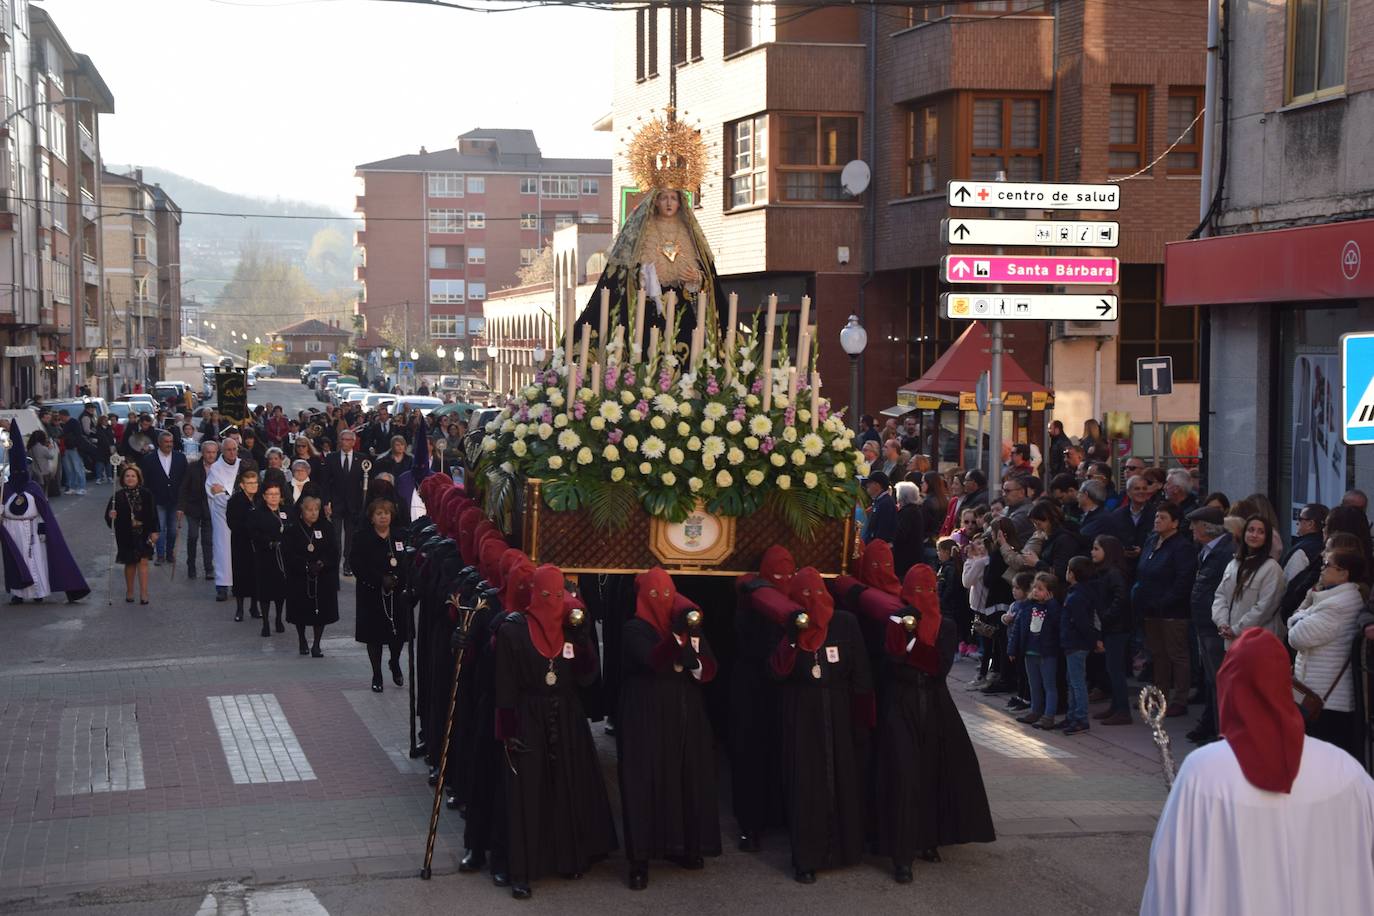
[353,128,611,350]
[611,1,1205,461]
[0,2,114,402]
[1163,0,1373,520]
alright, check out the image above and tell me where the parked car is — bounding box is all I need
[301,359,332,384]
[360,392,395,412]
[250,363,276,378]
[115,394,158,416]
[313,372,339,400]
[394,396,443,417]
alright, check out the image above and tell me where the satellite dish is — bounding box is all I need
[840,160,871,197]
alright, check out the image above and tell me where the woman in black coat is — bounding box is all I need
[617,567,721,890]
[283,494,339,656]
[350,498,414,692]
[225,468,261,623]
[105,463,158,604]
[249,480,290,637]
[284,459,322,518]
[892,481,927,578]
[375,434,413,478]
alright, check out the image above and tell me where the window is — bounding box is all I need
[580,213,600,224]
[971,0,1038,11]
[429,279,466,303]
[728,114,768,208]
[49,110,66,161]
[970,95,1043,181]
[520,248,538,266]
[635,6,659,79]
[1166,88,1203,175]
[133,235,148,259]
[1116,265,1199,383]
[283,340,294,353]
[470,316,486,335]
[519,177,537,194]
[428,208,464,233]
[905,105,940,196]
[581,178,599,195]
[1287,0,1348,103]
[466,211,486,229]
[777,114,858,202]
[429,245,463,269]
[468,246,485,264]
[51,185,67,231]
[671,4,702,65]
[726,1,775,52]
[305,340,323,353]
[427,172,464,197]
[1109,87,1147,174]
[520,212,538,230]
[466,176,485,194]
[469,282,487,301]
[430,316,463,338]
[541,175,579,198]
[554,213,576,230]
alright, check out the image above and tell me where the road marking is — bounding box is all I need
[55,703,146,794]
[195,882,330,916]
[207,694,316,784]
[342,689,428,775]
[960,709,1075,759]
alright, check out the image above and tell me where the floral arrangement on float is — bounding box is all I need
[475,290,870,539]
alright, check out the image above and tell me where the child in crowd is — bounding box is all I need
[1059,557,1102,735]
[961,537,991,685]
[1001,572,1036,713]
[1008,572,1062,729]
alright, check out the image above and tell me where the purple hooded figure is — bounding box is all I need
[3,420,90,604]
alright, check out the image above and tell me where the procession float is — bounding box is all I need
[473,111,869,575]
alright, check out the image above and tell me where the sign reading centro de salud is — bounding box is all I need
[947,180,1121,211]
[941,255,1120,285]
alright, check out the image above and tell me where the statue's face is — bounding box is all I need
[654,191,680,218]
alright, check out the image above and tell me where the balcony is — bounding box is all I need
[354,228,366,246]
[887,13,1053,104]
[355,264,366,281]
[81,189,97,222]
[354,195,365,213]
[78,122,96,160]
[722,41,866,117]
[82,256,99,286]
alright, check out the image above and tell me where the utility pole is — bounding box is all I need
[987,171,1008,495]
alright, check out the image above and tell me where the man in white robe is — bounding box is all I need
[1141,628,1374,916]
[205,437,241,601]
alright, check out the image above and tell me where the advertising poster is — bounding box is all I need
[1291,355,1346,533]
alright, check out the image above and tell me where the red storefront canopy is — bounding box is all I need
[1164,217,1374,307]
[897,320,1051,411]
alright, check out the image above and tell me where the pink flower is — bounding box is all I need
[541,407,553,423]
[608,429,623,444]
[544,370,558,385]
[750,378,764,394]
[784,407,796,427]
[604,367,618,389]
[636,399,649,414]
[818,402,830,421]
[760,437,775,454]
[706,375,720,396]
[658,369,672,392]
[622,368,636,387]
[518,407,529,422]
[732,405,747,422]
[572,400,587,421]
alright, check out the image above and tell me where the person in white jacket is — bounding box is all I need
[1289,547,1367,759]
[1211,515,1284,648]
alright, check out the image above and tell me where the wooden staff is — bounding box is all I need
[420,606,476,879]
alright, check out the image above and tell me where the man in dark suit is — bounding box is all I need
[1077,479,1131,544]
[1185,506,1235,745]
[323,427,366,576]
[178,439,218,580]
[139,430,189,566]
[1114,474,1159,556]
[862,471,896,544]
[363,405,395,457]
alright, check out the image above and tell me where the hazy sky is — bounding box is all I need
[39,0,614,211]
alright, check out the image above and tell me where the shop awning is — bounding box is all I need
[1164,217,1374,307]
[897,320,1052,411]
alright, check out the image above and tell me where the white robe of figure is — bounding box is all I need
[3,493,50,599]
[205,457,239,589]
[1140,736,1374,916]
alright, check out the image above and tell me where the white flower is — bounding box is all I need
[770,452,786,468]
[545,386,561,400]
[640,435,666,459]
[801,433,824,457]
[716,470,734,488]
[650,415,667,430]
[824,416,845,434]
[703,436,726,459]
[537,423,553,440]
[745,394,760,408]
[856,461,872,476]
[579,388,594,403]
[774,395,790,409]
[599,401,624,423]
[660,471,677,486]
[629,409,644,422]
[725,419,743,436]
[781,426,798,443]
[500,419,515,434]
[554,413,570,429]
[481,437,497,452]
[668,447,685,465]
[727,447,745,465]
[639,461,652,475]
[511,439,528,457]
[500,461,515,475]
[589,416,606,432]
[676,421,691,437]
[688,476,703,493]
[731,380,747,398]
[739,359,756,375]
[700,419,715,434]
[777,474,792,490]
[524,386,540,400]
[603,445,620,462]
[640,386,656,400]
[513,423,529,440]
[744,436,760,450]
[620,390,636,405]
[484,421,498,434]
[686,436,702,451]
[548,455,564,470]
[557,429,581,451]
[832,437,852,452]
[576,447,594,465]
[549,391,566,408]
[678,401,693,418]
[745,469,765,486]
[653,393,678,415]
[834,462,848,478]
[610,466,625,482]
[749,415,773,437]
[791,450,806,466]
[703,455,717,471]
[703,402,727,421]
[797,409,811,424]
[623,435,639,452]
[803,472,818,489]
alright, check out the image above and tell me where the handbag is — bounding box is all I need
[1293,656,1352,723]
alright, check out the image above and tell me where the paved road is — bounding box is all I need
[0,378,1179,913]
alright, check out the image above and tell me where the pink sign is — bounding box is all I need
[942,255,1119,286]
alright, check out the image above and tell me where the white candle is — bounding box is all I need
[762,295,777,411]
[578,325,590,379]
[798,296,810,347]
[647,326,660,374]
[796,325,810,379]
[810,371,821,431]
[591,360,601,396]
[564,295,575,373]
[633,289,646,361]
[786,366,798,408]
[725,292,738,366]
[664,290,676,343]
[598,288,610,354]
[694,289,706,352]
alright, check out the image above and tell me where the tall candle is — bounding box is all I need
[664,290,677,343]
[797,296,810,348]
[632,289,646,361]
[647,326,660,375]
[786,366,798,408]
[725,292,738,378]
[566,353,577,411]
[578,325,590,379]
[598,288,610,354]
[694,289,706,352]
[810,371,821,431]
[591,360,602,396]
[564,294,575,372]
[761,294,777,411]
[796,325,810,379]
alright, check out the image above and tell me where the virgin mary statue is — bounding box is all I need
[576,112,724,349]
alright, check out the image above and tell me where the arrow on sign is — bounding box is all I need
[953,223,971,240]
[954,185,971,202]
[951,260,971,278]
[1098,299,1113,317]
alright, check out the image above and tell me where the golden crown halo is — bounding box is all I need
[625,107,707,192]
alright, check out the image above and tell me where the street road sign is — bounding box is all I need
[943,217,1120,248]
[941,255,1120,285]
[942,293,1118,322]
[1136,356,1174,397]
[947,180,1121,211]
[1341,332,1374,445]
[328,352,338,364]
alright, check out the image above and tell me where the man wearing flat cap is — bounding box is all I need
[1187,504,1234,745]
[862,471,895,545]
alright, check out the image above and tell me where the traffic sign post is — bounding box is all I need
[1136,356,1175,467]
[947,180,1121,211]
[941,255,1120,285]
[1341,332,1374,445]
[943,218,1120,248]
[942,293,1117,321]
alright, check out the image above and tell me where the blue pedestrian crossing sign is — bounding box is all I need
[1342,332,1374,445]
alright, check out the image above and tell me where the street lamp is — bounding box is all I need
[436,346,447,360]
[454,349,465,364]
[839,314,868,433]
[409,349,419,361]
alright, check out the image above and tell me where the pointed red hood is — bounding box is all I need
[901,564,942,646]
[526,564,568,659]
[1218,628,1305,794]
[789,567,834,653]
[635,566,676,638]
[860,540,901,596]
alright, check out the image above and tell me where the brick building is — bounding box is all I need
[270,318,351,362]
[353,128,611,350]
[102,170,181,388]
[1164,0,1373,523]
[610,1,1205,461]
